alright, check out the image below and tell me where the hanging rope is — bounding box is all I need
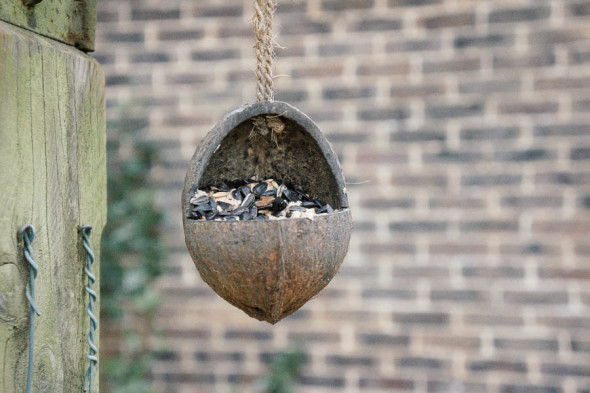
[19,224,40,393]
[253,0,277,101]
[80,225,98,393]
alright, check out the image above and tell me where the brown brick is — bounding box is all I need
[281,19,332,35]
[539,268,590,280]
[361,197,415,209]
[503,290,568,305]
[393,312,450,325]
[359,333,410,347]
[494,52,555,69]
[288,332,341,343]
[430,381,487,393]
[160,373,216,384]
[300,375,345,388]
[349,17,402,32]
[194,5,243,18]
[423,56,480,74]
[158,29,204,41]
[535,75,590,90]
[500,195,562,208]
[534,220,590,234]
[425,103,483,119]
[292,64,344,79]
[421,334,481,350]
[430,242,487,255]
[131,7,180,20]
[319,42,373,57]
[327,355,375,367]
[386,38,441,52]
[224,330,273,341]
[489,6,551,23]
[494,337,559,352]
[462,173,522,187]
[501,385,562,393]
[323,86,375,100]
[419,13,476,29]
[542,363,590,377]
[359,377,414,390]
[391,83,444,97]
[498,101,559,115]
[459,79,521,94]
[390,220,447,232]
[530,29,590,46]
[567,2,590,17]
[357,150,408,164]
[394,265,449,278]
[465,313,524,327]
[392,173,448,188]
[429,196,485,209]
[194,351,244,362]
[455,33,514,49]
[462,266,524,279]
[499,242,559,256]
[396,356,447,369]
[358,61,409,76]
[461,127,520,141]
[322,0,374,11]
[389,0,442,6]
[431,289,487,302]
[470,359,527,373]
[360,242,416,255]
[362,288,417,299]
[358,107,409,121]
[390,129,445,142]
[191,49,241,61]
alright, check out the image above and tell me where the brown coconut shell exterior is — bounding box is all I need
[182,101,352,324]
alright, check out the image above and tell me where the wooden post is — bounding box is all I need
[0,17,105,393]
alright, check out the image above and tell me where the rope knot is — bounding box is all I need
[250,115,286,145]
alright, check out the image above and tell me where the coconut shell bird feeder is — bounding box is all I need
[182,1,352,324]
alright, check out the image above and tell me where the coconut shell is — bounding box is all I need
[182,101,352,324]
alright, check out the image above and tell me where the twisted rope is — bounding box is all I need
[253,0,277,101]
[19,224,40,393]
[80,225,98,393]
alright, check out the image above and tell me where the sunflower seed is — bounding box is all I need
[239,185,251,197]
[190,195,209,205]
[217,201,233,211]
[282,189,299,202]
[241,193,255,208]
[188,178,338,221]
[252,182,268,195]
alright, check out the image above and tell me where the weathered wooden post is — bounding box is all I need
[0,1,105,392]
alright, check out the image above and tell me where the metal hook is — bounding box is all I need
[79,225,97,393]
[18,224,39,393]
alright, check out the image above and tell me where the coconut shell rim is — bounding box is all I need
[182,101,350,221]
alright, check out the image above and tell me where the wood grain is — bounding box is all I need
[0,20,105,392]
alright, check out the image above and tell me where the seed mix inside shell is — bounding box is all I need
[188,179,335,221]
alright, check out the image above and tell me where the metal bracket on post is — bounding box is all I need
[79,225,98,393]
[18,224,40,393]
[21,0,43,8]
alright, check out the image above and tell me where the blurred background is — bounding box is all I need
[94,0,590,392]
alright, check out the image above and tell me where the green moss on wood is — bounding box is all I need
[0,0,96,51]
[0,21,105,392]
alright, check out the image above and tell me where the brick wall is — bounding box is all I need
[95,0,590,392]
